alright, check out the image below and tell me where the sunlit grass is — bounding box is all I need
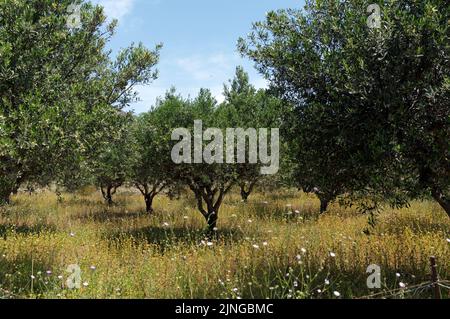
[0,188,448,299]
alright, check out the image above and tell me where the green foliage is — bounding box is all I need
[220,67,285,202]
[0,0,161,203]
[239,0,450,217]
[130,90,188,213]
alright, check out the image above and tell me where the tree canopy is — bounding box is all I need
[239,0,450,217]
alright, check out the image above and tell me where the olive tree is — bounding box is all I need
[221,67,284,202]
[131,90,187,213]
[0,0,160,204]
[239,0,450,217]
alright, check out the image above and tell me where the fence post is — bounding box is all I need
[429,256,442,299]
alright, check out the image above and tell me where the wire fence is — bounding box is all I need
[358,281,449,299]
[358,257,449,299]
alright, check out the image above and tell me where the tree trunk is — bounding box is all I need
[320,198,329,214]
[431,190,450,218]
[205,210,218,236]
[0,190,11,205]
[240,180,257,203]
[145,194,154,214]
[12,185,19,195]
[240,188,250,202]
[106,187,114,206]
[101,186,114,206]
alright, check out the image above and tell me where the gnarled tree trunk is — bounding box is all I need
[135,182,166,214]
[319,198,329,214]
[100,184,120,206]
[239,179,258,203]
[431,189,450,218]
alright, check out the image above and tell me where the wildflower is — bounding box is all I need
[232,288,238,293]
[183,216,189,220]
[296,255,301,260]
[90,265,96,271]
[395,273,401,278]
[325,279,330,285]
[207,242,214,247]
[46,270,52,275]
[247,219,253,223]
[329,252,336,258]
[293,281,298,287]
[83,282,89,287]
[295,210,300,214]
[399,282,406,288]
[446,238,450,243]
[70,232,75,237]
[162,222,170,227]
[252,244,260,250]
[333,291,341,297]
[58,275,63,280]
[263,242,268,246]
[301,248,307,254]
[317,289,322,293]
[31,275,36,280]
[213,227,218,232]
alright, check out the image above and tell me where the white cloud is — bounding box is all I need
[94,0,136,21]
[176,53,237,81]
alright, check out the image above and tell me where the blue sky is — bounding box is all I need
[92,0,304,113]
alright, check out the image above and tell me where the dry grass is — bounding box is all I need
[0,188,448,299]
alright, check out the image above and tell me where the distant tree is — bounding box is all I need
[173,89,238,233]
[131,90,187,213]
[0,0,160,204]
[92,112,134,205]
[239,0,450,217]
[221,67,284,202]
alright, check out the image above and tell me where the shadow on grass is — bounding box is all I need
[0,254,59,299]
[247,202,320,223]
[0,223,56,239]
[75,209,147,223]
[234,258,441,299]
[106,226,247,254]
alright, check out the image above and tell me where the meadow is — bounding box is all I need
[0,188,448,299]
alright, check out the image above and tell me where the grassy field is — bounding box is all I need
[0,188,448,299]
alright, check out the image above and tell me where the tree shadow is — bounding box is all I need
[248,202,320,223]
[235,258,443,299]
[74,210,146,223]
[0,223,56,239]
[106,226,247,254]
[0,254,59,299]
